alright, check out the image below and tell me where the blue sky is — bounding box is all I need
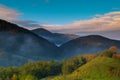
[0,0,120,40]
[0,0,120,24]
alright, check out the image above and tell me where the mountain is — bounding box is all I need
[0,19,60,66]
[31,28,79,46]
[60,35,120,58]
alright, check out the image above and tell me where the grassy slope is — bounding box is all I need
[53,57,120,80]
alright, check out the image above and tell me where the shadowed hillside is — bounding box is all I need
[0,19,60,66]
[60,35,120,58]
[31,28,79,46]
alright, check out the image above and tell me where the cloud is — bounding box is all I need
[42,11,120,34]
[0,4,120,34]
[0,4,20,21]
[13,20,40,28]
[0,4,41,29]
[0,4,120,40]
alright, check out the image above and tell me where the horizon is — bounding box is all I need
[0,0,120,40]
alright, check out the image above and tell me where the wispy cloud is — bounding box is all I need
[42,11,120,33]
[0,4,20,21]
[0,4,120,40]
[2,4,120,34]
[0,4,41,29]
[14,20,40,28]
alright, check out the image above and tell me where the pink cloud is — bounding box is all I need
[0,4,20,21]
[42,11,120,33]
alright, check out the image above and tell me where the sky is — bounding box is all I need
[0,0,120,40]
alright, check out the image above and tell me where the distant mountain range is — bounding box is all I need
[0,19,120,66]
[31,28,79,46]
[60,35,120,58]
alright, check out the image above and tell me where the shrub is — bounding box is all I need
[62,56,86,74]
[100,46,118,58]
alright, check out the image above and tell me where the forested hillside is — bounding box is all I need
[0,46,120,80]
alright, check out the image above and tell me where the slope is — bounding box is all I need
[60,35,120,58]
[31,28,79,46]
[54,56,120,80]
[0,19,59,66]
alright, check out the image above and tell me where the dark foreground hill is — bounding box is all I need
[0,19,59,66]
[60,35,120,58]
[31,28,79,46]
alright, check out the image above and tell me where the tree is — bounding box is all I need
[109,46,118,53]
[25,75,38,80]
[62,57,86,74]
[11,74,18,80]
[100,46,118,58]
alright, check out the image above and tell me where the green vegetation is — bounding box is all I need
[62,56,86,75]
[99,46,118,57]
[0,61,62,80]
[54,57,120,80]
[0,46,120,80]
[53,46,120,80]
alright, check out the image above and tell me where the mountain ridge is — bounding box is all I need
[60,35,120,58]
[0,19,60,66]
[31,28,79,46]
[1,19,120,66]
